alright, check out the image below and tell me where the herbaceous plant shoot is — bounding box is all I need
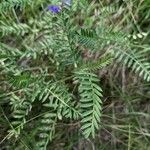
[0,0,150,149]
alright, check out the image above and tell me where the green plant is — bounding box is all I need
[0,0,149,149]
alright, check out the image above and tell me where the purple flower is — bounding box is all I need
[47,5,61,13]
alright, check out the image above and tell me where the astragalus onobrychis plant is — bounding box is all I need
[0,0,150,149]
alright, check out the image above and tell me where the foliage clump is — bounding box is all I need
[0,0,150,149]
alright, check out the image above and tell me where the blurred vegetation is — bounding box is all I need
[0,0,150,149]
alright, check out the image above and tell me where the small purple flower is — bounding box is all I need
[47,5,61,14]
